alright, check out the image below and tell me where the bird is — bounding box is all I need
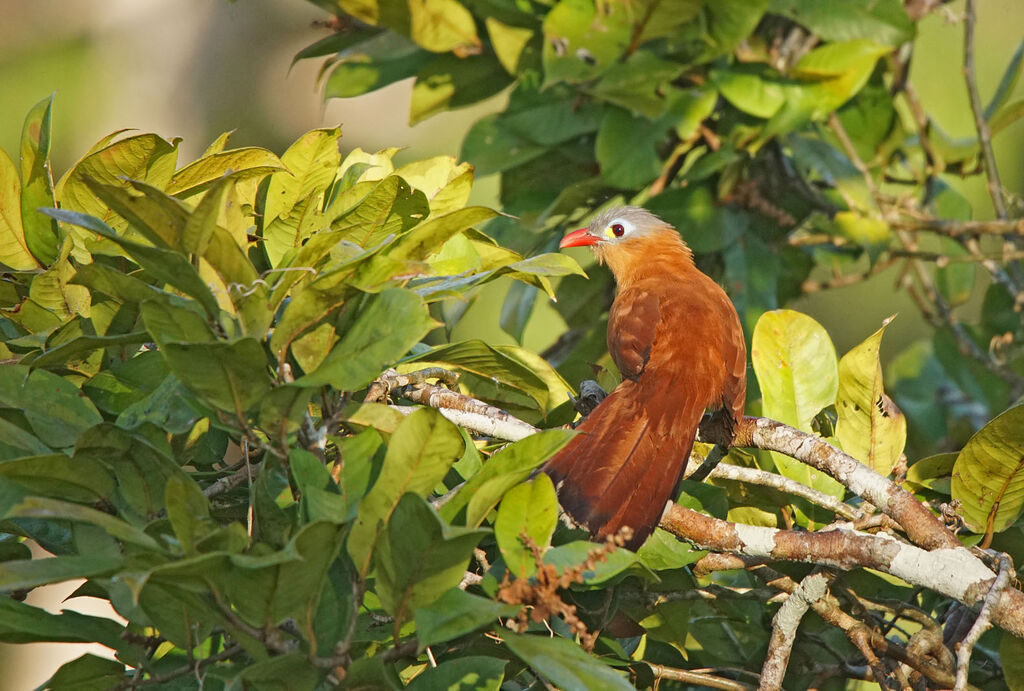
[542,206,747,550]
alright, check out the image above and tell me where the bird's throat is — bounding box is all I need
[595,229,694,288]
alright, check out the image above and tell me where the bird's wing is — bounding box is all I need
[607,287,660,381]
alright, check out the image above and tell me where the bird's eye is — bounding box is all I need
[611,223,625,237]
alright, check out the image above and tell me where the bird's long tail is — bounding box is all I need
[541,379,705,550]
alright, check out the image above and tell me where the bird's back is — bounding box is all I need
[544,241,745,549]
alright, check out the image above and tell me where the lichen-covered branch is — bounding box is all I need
[660,504,1024,639]
[759,571,830,691]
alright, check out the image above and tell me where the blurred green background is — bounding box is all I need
[1,0,1022,686]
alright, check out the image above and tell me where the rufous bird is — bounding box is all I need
[542,206,747,550]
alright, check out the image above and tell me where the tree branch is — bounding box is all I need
[705,463,864,522]
[727,416,958,551]
[659,504,1024,639]
[955,552,1014,691]
[759,571,830,691]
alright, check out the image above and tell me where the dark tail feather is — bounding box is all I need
[542,382,704,550]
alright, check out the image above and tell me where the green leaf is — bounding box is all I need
[348,408,465,576]
[45,653,126,691]
[83,178,187,250]
[711,64,787,119]
[589,51,687,119]
[263,127,342,267]
[407,339,565,415]
[58,133,179,234]
[415,588,519,648]
[905,453,957,494]
[410,53,510,124]
[161,339,272,416]
[440,429,575,527]
[5,497,162,551]
[495,474,558,579]
[0,147,40,270]
[408,0,480,53]
[20,94,60,266]
[165,474,213,554]
[543,541,646,586]
[297,288,436,389]
[0,418,52,461]
[0,365,102,448]
[832,211,890,258]
[486,18,534,75]
[74,423,192,517]
[43,208,221,318]
[770,0,914,47]
[389,206,497,261]
[29,330,149,372]
[541,0,631,86]
[503,631,633,691]
[596,89,705,190]
[166,147,286,198]
[835,321,906,476]
[0,597,127,649]
[0,454,115,503]
[1001,629,1024,691]
[325,33,429,99]
[0,554,122,593]
[751,310,844,498]
[407,655,506,691]
[951,404,1024,535]
[291,449,348,524]
[375,493,488,630]
[224,522,344,630]
[234,652,322,691]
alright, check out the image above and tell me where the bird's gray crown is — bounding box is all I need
[588,206,668,237]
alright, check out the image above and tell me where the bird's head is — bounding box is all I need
[559,206,667,249]
[559,206,691,279]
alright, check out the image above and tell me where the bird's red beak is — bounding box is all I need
[559,227,599,248]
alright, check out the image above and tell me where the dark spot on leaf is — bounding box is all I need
[576,48,597,66]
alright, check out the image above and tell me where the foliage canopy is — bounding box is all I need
[0,0,1023,689]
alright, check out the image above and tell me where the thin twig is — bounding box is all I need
[645,663,754,690]
[119,644,243,688]
[963,0,1008,221]
[955,553,1014,691]
[706,463,863,522]
[889,217,1024,237]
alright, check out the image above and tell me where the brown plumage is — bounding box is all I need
[542,206,746,550]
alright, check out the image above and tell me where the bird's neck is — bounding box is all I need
[596,228,696,288]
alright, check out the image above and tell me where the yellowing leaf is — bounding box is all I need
[0,148,39,270]
[408,0,480,53]
[835,320,906,476]
[752,310,844,500]
[951,404,1024,536]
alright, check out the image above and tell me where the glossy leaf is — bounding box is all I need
[19,94,60,266]
[835,321,907,476]
[297,288,436,390]
[503,631,633,691]
[495,474,558,579]
[0,365,102,448]
[161,339,272,416]
[440,429,575,526]
[348,408,465,576]
[0,148,39,270]
[375,493,488,630]
[166,146,285,198]
[407,656,506,691]
[415,588,519,648]
[951,404,1024,535]
[752,310,844,498]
